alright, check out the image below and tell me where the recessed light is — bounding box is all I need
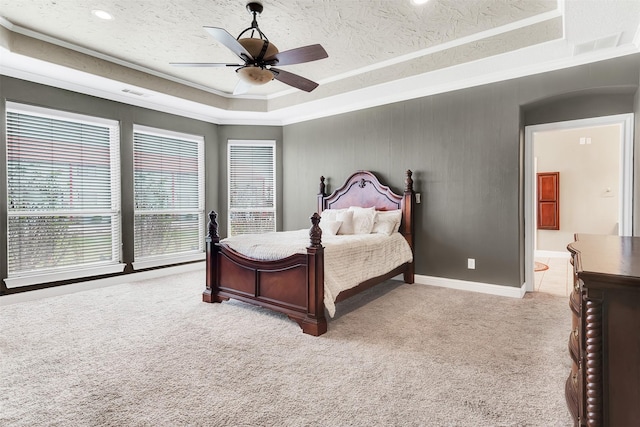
[411,0,430,5]
[91,9,113,20]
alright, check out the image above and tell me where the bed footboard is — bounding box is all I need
[203,211,327,336]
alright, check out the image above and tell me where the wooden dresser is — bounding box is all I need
[565,234,640,427]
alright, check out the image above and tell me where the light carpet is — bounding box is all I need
[0,269,572,426]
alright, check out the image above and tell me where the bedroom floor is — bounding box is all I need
[534,257,572,297]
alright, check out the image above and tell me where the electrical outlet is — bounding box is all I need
[467,258,476,269]
[415,193,421,204]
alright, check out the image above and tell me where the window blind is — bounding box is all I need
[228,141,276,236]
[6,103,121,279]
[133,126,204,264]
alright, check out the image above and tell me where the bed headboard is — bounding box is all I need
[317,170,415,241]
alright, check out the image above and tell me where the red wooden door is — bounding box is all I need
[537,172,559,230]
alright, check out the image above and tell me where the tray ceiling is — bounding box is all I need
[1,1,639,124]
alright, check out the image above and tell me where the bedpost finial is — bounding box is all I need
[309,212,322,247]
[405,169,414,192]
[319,176,326,196]
[208,211,219,239]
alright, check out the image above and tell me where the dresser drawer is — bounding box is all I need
[569,289,581,316]
[565,368,581,424]
[568,327,580,364]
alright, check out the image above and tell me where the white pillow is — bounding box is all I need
[336,210,355,235]
[348,206,377,234]
[320,219,342,236]
[372,210,402,234]
[320,208,346,222]
[371,216,396,235]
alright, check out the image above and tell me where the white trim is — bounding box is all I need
[133,252,205,270]
[619,115,635,236]
[3,263,126,288]
[633,13,640,48]
[524,113,634,292]
[414,274,527,298]
[0,262,204,306]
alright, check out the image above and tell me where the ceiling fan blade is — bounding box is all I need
[271,68,319,92]
[170,62,241,67]
[264,44,328,66]
[233,79,253,95]
[203,27,253,61]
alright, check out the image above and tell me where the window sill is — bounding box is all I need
[4,263,127,288]
[132,252,205,270]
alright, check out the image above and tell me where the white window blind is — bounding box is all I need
[5,102,122,285]
[228,140,276,236]
[133,125,204,268]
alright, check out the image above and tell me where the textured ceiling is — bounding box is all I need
[1,1,558,95]
[0,0,639,124]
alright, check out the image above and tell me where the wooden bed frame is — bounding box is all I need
[203,170,415,336]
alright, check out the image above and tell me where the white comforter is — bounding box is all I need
[221,230,413,316]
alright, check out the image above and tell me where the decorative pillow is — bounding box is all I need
[371,216,396,235]
[348,206,377,234]
[372,210,402,234]
[320,208,347,223]
[319,219,342,236]
[336,210,355,235]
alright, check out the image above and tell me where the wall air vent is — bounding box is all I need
[573,33,621,56]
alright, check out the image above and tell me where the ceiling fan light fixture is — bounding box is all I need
[170,2,327,93]
[238,38,279,59]
[237,66,273,85]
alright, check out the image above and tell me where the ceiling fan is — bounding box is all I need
[171,1,328,95]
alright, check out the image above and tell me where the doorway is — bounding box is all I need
[524,113,634,293]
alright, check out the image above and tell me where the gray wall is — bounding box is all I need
[2,53,639,293]
[523,90,636,127]
[283,54,640,288]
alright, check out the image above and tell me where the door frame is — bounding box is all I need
[524,113,634,292]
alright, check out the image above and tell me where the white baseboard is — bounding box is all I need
[414,274,527,298]
[0,261,205,306]
[535,250,570,258]
[4,265,526,306]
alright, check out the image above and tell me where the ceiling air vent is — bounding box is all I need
[573,33,621,56]
[121,88,148,97]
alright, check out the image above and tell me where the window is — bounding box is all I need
[5,102,123,287]
[133,125,205,269]
[228,140,276,236]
